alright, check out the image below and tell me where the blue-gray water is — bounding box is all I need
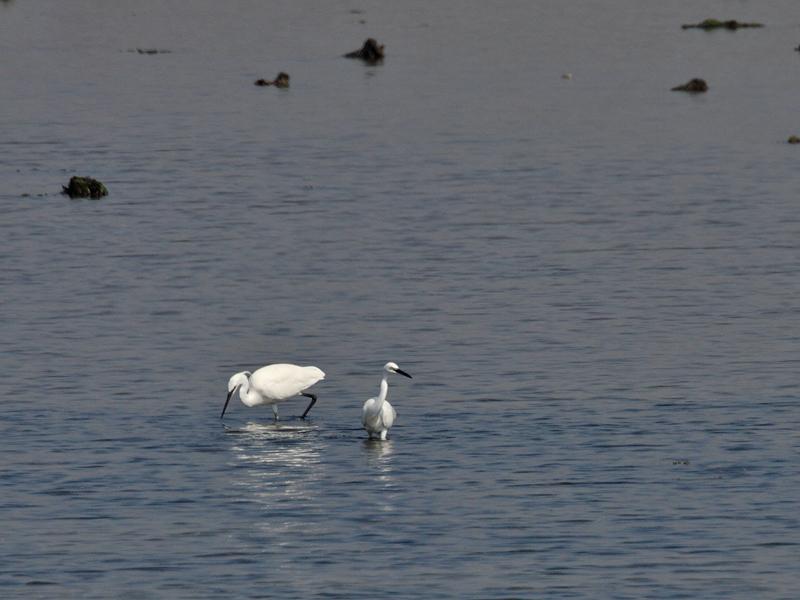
[2,1,800,598]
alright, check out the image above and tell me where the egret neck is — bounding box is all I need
[237,379,259,407]
[231,372,256,406]
[369,374,390,416]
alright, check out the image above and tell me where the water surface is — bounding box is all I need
[1,1,799,598]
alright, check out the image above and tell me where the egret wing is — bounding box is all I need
[362,398,383,431]
[381,401,396,430]
[252,364,325,400]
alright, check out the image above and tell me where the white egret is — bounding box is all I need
[362,362,412,440]
[220,363,325,420]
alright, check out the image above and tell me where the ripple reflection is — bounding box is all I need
[226,421,324,528]
[363,439,396,513]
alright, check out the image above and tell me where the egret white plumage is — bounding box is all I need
[362,362,412,440]
[220,363,325,420]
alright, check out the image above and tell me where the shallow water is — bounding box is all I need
[2,1,800,598]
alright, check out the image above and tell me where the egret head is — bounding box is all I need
[227,371,251,392]
[221,371,251,419]
[384,362,412,379]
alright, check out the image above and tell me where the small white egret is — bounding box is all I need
[362,362,412,440]
[220,363,325,421]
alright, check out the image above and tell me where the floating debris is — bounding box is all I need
[62,176,108,199]
[127,48,172,55]
[681,19,764,30]
[254,72,290,88]
[671,78,709,93]
[344,38,385,63]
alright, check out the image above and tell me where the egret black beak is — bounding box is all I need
[395,368,412,379]
[220,388,236,419]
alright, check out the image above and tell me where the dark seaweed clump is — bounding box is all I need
[128,48,172,54]
[62,176,108,199]
[254,72,290,88]
[681,19,764,30]
[344,38,385,64]
[671,78,709,93]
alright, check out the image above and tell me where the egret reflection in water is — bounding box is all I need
[363,438,395,466]
[227,421,325,523]
[363,439,397,513]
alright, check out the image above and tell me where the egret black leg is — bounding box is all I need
[300,392,317,419]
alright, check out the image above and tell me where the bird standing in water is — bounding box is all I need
[362,362,412,440]
[221,363,325,420]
